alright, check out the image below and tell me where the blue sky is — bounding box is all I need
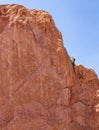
[0,0,99,76]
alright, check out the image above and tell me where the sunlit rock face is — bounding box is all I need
[0,4,99,130]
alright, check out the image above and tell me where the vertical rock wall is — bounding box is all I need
[0,4,98,130]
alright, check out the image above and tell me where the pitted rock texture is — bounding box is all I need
[0,4,99,130]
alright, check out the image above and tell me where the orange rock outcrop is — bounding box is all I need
[0,4,99,130]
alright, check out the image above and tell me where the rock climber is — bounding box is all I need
[71,56,75,66]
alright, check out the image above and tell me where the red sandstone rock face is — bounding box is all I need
[71,65,99,130]
[0,4,99,130]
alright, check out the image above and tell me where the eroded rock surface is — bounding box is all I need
[0,4,99,130]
